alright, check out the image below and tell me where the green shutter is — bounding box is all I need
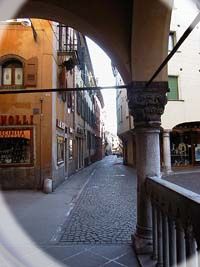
[168,76,178,100]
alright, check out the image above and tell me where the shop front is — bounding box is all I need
[0,128,33,166]
[0,114,36,189]
[171,122,200,167]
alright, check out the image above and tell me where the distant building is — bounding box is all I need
[115,70,135,166]
[0,19,104,191]
[104,131,121,156]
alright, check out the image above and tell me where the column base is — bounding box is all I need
[132,225,153,254]
[162,167,173,176]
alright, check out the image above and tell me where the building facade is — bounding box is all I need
[116,0,200,172]
[115,71,135,166]
[0,19,104,191]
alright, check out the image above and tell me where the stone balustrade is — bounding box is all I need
[146,176,200,267]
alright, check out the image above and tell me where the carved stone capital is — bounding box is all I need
[127,81,168,128]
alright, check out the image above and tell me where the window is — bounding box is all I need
[69,139,73,160]
[87,131,91,149]
[77,91,81,114]
[57,135,64,164]
[67,92,72,108]
[168,32,175,51]
[125,99,129,117]
[0,128,33,166]
[168,76,179,100]
[120,105,123,122]
[81,94,85,119]
[2,60,23,86]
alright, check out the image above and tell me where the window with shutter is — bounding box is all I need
[168,76,179,100]
[3,68,12,85]
[1,60,23,87]
[81,94,84,118]
[77,92,81,114]
[24,57,38,87]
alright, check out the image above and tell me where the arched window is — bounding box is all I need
[2,59,23,86]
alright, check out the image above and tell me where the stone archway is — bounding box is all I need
[0,0,173,83]
[0,0,173,254]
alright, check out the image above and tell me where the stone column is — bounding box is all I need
[127,81,168,254]
[163,130,172,174]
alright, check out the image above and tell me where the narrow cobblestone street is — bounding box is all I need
[59,156,137,245]
[1,156,139,267]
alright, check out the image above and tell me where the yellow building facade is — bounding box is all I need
[0,19,105,191]
[0,19,70,190]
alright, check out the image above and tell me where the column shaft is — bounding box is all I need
[162,130,172,174]
[133,128,161,253]
[127,81,168,254]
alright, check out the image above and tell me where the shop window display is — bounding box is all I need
[195,144,200,162]
[57,135,64,164]
[0,129,32,165]
[171,142,190,166]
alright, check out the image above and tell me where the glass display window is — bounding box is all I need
[0,128,33,166]
[57,135,64,164]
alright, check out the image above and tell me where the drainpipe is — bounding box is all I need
[39,97,43,188]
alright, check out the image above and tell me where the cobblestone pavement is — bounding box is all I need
[59,156,137,245]
[0,157,139,267]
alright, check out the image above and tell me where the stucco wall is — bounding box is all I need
[0,19,54,189]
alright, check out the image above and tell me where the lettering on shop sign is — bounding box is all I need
[0,115,34,126]
[0,130,27,138]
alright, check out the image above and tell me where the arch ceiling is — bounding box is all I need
[0,0,173,84]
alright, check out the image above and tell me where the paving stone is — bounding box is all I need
[45,246,85,261]
[59,157,137,245]
[90,245,133,260]
[115,251,139,267]
[63,251,108,267]
[103,261,127,267]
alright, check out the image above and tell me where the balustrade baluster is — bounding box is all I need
[162,213,169,267]
[176,221,186,267]
[157,209,163,267]
[197,244,200,267]
[168,219,177,267]
[185,225,198,267]
[152,203,158,260]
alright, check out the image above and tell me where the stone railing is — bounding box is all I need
[146,176,200,267]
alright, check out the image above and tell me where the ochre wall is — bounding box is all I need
[0,19,54,189]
